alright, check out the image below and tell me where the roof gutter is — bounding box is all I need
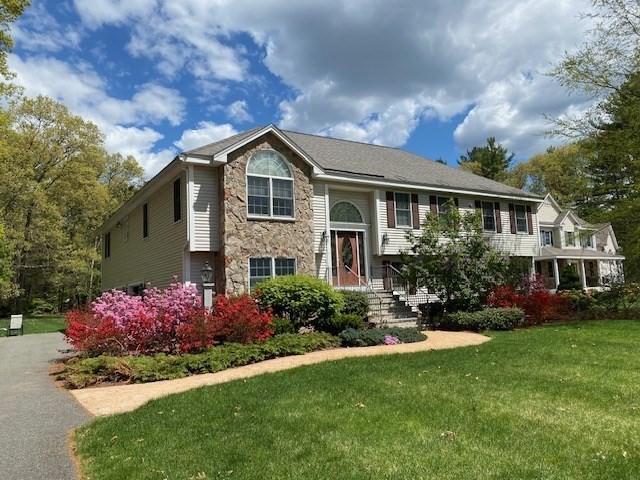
[314,173,544,203]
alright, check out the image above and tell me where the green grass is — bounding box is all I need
[76,320,640,479]
[0,315,65,335]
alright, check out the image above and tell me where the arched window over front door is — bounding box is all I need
[330,201,363,223]
[246,150,294,218]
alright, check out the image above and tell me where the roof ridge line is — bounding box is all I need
[280,128,406,152]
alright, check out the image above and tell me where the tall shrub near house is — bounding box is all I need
[401,203,507,311]
[255,275,343,328]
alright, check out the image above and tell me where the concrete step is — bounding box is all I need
[375,318,420,328]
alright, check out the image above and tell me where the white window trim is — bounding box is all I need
[514,203,529,234]
[246,150,296,220]
[394,192,412,228]
[248,256,297,291]
[540,229,553,246]
[481,201,496,232]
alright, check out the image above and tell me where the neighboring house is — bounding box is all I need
[102,124,614,321]
[535,194,624,290]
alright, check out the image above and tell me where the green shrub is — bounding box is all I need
[558,289,593,312]
[255,275,343,328]
[61,332,341,389]
[29,298,57,315]
[337,290,369,319]
[339,327,426,347]
[440,307,524,331]
[317,313,364,335]
[557,265,582,291]
[272,316,295,335]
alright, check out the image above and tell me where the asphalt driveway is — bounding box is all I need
[0,332,89,479]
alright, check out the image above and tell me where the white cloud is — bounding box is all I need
[226,100,253,123]
[175,121,237,151]
[453,74,594,159]
[8,54,184,175]
[70,0,596,157]
[12,1,82,53]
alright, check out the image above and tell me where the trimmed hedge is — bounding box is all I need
[61,332,340,389]
[337,290,369,320]
[255,275,343,328]
[339,327,426,347]
[317,313,364,335]
[440,308,524,331]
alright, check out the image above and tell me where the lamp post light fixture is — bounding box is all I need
[200,261,214,310]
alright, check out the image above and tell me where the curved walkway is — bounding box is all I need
[0,333,89,480]
[72,330,490,416]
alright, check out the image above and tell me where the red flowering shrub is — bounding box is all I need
[486,275,575,326]
[176,309,217,353]
[486,285,523,308]
[65,309,123,356]
[211,295,273,344]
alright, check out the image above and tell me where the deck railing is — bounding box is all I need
[342,265,384,324]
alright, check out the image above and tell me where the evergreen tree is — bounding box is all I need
[458,137,514,181]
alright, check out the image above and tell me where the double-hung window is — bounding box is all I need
[541,230,554,246]
[104,232,111,258]
[173,178,181,222]
[142,203,149,238]
[249,257,296,291]
[247,150,294,218]
[482,202,496,231]
[514,204,528,233]
[565,231,575,247]
[394,193,412,227]
[437,196,450,216]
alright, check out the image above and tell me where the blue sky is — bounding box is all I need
[10,0,595,176]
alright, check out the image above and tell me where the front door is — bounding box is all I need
[331,231,365,287]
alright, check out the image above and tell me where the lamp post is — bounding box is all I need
[200,261,214,311]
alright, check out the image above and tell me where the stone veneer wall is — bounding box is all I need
[221,132,315,294]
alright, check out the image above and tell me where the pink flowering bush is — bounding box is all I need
[383,335,400,345]
[66,282,205,356]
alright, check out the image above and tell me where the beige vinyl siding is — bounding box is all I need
[312,183,326,254]
[537,198,561,224]
[101,173,187,290]
[192,166,220,251]
[377,192,540,257]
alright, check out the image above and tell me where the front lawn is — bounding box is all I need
[0,315,65,335]
[76,320,640,479]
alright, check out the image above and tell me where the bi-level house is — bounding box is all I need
[100,124,622,321]
[534,194,624,290]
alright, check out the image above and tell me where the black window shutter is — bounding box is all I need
[411,194,420,229]
[429,195,437,215]
[526,205,534,234]
[386,192,396,228]
[494,201,502,233]
[508,203,516,234]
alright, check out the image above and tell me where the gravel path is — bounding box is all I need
[72,330,490,417]
[0,333,89,480]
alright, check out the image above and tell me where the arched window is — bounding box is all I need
[330,201,363,223]
[246,150,294,218]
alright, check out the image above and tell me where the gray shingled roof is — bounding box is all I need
[185,125,541,199]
